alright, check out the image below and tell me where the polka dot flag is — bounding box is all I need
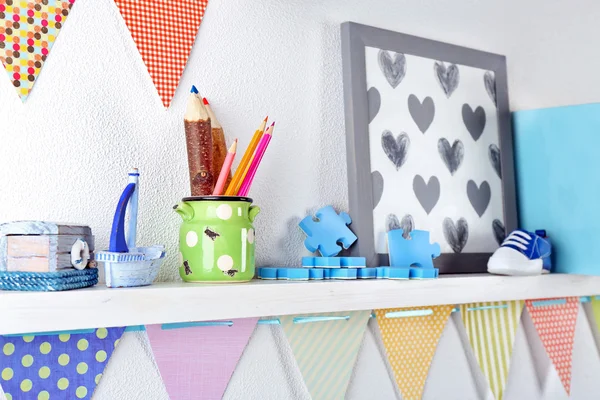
[374,305,453,400]
[0,0,76,101]
[114,0,209,108]
[0,327,125,399]
[525,297,578,395]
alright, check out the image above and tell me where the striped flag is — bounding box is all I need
[279,311,371,400]
[460,301,524,400]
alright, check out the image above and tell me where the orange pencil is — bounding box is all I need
[213,140,238,195]
[237,122,274,197]
[225,116,268,195]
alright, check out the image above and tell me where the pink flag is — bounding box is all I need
[525,297,579,395]
[146,319,258,400]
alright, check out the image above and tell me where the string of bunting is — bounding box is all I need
[1,0,209,105]
[1,296,598,400]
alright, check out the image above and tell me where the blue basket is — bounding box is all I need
[0,268,98,291]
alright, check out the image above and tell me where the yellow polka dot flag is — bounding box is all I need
[0,0,77,101]
[459,301,524,400]
[374,305,453,400]
[279,311,371,400]
[590,296,600,337]
[0,327,124,400]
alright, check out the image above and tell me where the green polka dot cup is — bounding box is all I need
[175,196,259,283]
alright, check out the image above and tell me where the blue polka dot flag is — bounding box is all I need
[0,327,125,400]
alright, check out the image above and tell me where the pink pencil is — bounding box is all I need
[237,123,274,196]
[212,140,238,195]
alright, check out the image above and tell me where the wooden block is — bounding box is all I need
[7,235,95,258]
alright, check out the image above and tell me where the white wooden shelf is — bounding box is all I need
[1,273,599,335]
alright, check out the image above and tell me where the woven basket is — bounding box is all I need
[0,268,98,291]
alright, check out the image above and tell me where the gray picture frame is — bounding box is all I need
[341,22,518,273]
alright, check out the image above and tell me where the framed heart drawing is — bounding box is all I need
[341,22,518,273]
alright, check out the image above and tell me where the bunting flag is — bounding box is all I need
[0,327,125,400]
[525,297,579,395]
[590,296,600,336]
[279,311,371,400]
[0,0,76,101]
[114,0,209,107]
[374,305,453,400]
[460,301,524,400]
[146,319,258,400]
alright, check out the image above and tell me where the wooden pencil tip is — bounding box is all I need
[229,140,238,152]
[270,122,275,127]
[191,85,199,94]
[203,97,209,105]
[264,116,268,122]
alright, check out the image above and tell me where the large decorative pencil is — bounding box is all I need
[185,86,213,196]
[203,97,231,188]
[237,122,274,197]
[225,116,268,196]
[213,140,238,195]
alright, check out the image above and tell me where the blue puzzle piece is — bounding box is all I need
[409,267,439,279]
[309,269,324,280]
[301,256,366,268]
[256,267,278,279]
[299,206,357,257]
[277,268,309,280]
[257,265,428,281]
[357,268,377,279]
[328,268,357,279]
[314,257,342,268]
[388,229,441,269]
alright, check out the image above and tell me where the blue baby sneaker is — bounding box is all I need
[488,229,552,276]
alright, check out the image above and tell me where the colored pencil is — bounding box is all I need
[184,86,213,196]
[212,140,238,195]
[225,116,268,195]
[237,122,275,197]
[203,97,232,189]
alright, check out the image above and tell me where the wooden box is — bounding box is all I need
[0,221,94,272]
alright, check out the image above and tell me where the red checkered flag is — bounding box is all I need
[114,0,209,107]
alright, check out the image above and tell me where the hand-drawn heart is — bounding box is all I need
[372,170,384,209]
[438,138,464,175]
[492,219,505,245]
[484,71,497,106]
[367,87,381,123]
[382,130,410,170]
[462,104,486,141]
[443,217,469,253]
[378,50,407,89]
[413,175,440,214]
[408,94,435,133]
[386,214,414,239]
[434,61,460,98]
[467,180,491,217]
[489,144,501,179]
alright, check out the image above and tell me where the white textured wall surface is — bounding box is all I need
[2,0,600,399]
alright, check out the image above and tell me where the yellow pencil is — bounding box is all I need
[225,116,268,195]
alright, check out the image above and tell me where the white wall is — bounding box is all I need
[1,0,600,399]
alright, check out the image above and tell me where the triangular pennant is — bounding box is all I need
[460,301,524,400]
[374,305,453,400]
[146,318,258,400]
[279,311,371,400]
[525,297,578,395]
[590,296,600,335]
[0,327,125,400]
[114,0,209,107]
[0,0,76,101]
